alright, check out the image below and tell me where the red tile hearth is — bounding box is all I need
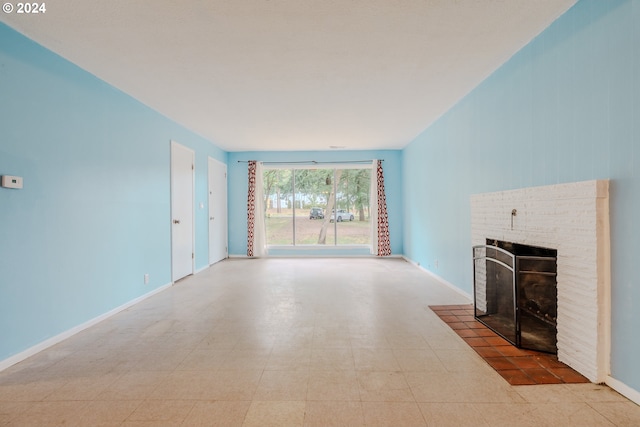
[430,304,590,386]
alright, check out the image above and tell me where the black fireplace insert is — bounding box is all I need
[473,240,558,354]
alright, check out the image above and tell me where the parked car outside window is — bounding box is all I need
[309,207,325,219]
[330,209,354,222]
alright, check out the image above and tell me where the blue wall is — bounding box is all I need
[228,150,402,257]
[0,23,226,361]
[402,0,639,391]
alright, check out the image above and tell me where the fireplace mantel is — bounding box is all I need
[470,180,610,383]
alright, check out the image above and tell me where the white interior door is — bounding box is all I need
[171,141,194,282]
[208,157,228,264]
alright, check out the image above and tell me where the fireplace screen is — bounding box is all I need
[473,240,558,354]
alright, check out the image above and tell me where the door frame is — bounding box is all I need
[170,140,195,282]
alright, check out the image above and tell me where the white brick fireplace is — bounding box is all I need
[470,180,610,383]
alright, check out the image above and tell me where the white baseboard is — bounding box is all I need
[0,282,173,373]
[606,375,640,406]
[228,254,402,259]
[227,254,405,259]
[402,255,473,302]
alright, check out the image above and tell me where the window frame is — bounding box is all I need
[262,163,373,249]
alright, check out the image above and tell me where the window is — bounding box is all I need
[263,165,372,247]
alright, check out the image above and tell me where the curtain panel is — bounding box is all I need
[247,161,266,257]
[373,160,391,256]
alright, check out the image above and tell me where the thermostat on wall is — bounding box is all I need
[1,175,23,189]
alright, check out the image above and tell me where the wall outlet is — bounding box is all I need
[434,260,439,269]
[144,273,149,284]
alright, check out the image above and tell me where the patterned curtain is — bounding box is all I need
[247,161,257,256]
[247,161,266,257]
[375,160,391,256]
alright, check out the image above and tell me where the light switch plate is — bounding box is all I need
[1,175,23,189]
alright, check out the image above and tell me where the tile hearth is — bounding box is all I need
[430,304,590,386]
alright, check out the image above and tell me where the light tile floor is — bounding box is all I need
[1,258,639,426]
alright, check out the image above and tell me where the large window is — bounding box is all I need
[263,165,372,247]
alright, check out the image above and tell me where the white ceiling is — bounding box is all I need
[1,0,576,152]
